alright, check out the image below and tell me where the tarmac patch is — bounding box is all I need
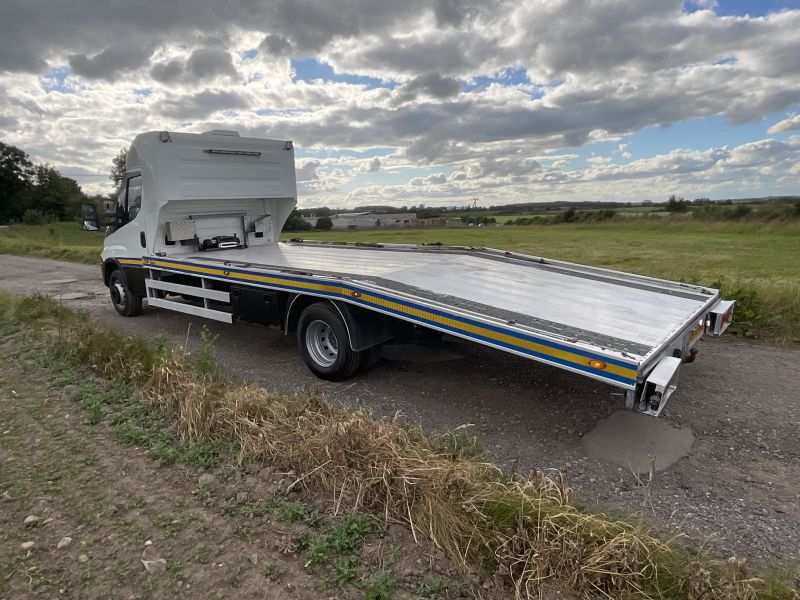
[582,410,694,473]
[54,292,91,301]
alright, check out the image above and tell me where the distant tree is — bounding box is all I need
[314,216,333,230]
[110,147,127,189]
[21,208,45,225]
[666,194,689,213]
[33,164,84,220]
[282,209,313,232]
[0,142,35,222]
[562,207,577,222]
[416,208,442,219]
[311,206,334,217]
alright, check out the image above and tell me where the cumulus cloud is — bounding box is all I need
[393,72,461,104]
[296,159,321,182]
[768,114,800,134]
[69,42,156,81]
[260,34,293,57]
[151,48,237,83]
[359,157,382,172]
[1,0,799,203]
[158,90,250,119]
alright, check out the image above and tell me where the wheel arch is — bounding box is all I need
[102,259,146,296]
[284,294,394,351]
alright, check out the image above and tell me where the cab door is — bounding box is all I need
[104,171,145,256]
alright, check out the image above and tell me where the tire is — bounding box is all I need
[297,303,362,380]
[362,344,383,371]
[109,270,142,317]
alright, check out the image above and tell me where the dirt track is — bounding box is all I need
[1,254,798,564]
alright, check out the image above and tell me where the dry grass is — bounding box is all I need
[1,292,796,600]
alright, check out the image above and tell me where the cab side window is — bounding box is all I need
[126,175,142,221]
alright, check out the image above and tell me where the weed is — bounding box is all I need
[154,515,184,538]
[417,576,448,598]
[362,569,395,600]
[332,555,360,585]
[218,498,238,517]
[303,536,329,567]
[440,426,484,460]
[417,575,469,599]
[244,499,272,519]
[383,544,402,566]
[193,326,221,375]
[150,440,180,466]
[276,500,307,523]
[182,440,219,469]
[115,421,151,446]
[326,512,374,554]
[262,561,286,583]
[303,509,325,528]
[192,547,213,564]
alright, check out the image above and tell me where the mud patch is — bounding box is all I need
[582,411,694,473]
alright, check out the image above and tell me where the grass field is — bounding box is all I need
[0,221,105,264]
[1,219,797,340]
[297,221,800,341]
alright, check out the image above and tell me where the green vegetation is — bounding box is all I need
[0,141,93,224]
[1,291,797,599]
[0,220,104,263]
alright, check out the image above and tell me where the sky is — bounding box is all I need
[1,0,800,208]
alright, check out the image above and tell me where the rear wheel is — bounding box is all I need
[297,303,362,380]
[109,270,142,317]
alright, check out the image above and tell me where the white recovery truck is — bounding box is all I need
[93,130,735,416]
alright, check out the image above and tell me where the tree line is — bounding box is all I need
[0,141,101,225]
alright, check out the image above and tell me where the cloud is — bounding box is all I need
[187,48,237,79]
[296,159,321,182]
[393,72,461,104]
[158,90,250,119]
[1,0,800,203]
[260,34,293,57]
[150,48,238,83]
[768,114,800,134]
[359,156,382,172]
[0,115,19,130]
[69,42,156,81]
[150,59,184,83]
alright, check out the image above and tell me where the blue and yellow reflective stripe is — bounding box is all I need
[137,256,640,386]
[118,258,143,266]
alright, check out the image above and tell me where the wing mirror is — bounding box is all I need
[80,203,100,231]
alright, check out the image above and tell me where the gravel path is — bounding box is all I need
[2,254,798,564]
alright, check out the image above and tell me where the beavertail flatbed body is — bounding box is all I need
[98,130,735,417]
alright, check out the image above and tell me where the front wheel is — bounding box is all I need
[297,303,362,380]
[109,270,142,317]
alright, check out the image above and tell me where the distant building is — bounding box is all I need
[303,212,465,230]
[305,212,417,230]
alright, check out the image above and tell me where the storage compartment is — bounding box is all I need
[231,286,280,326]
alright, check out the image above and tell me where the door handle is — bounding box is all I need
[140,231,146,248]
